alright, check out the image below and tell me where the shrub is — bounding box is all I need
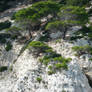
[75,26,92,36]
[72,45,92,55]
[46,21,64,30]
[60,62,68,69]
[55,62,68,70]
[48,65,53,70]
[46,20,82,39]
[36,77,42,83]
[5,42,12,51]
[28,41,52,53]
[6,26,22,39]
[66,0,91,6]
[6,26,21,32]
[28,41,71,74]
[53,56,71,63]
[39,52,71,71]
[43,59,50,66]
[0,21,11,31]
[55,63,62,69]
[0,66,8,72]
[46,20,78,30]
[48,70,55,75]
[15,1,61,22]
[62,90,66,92]
[58,6,88,25]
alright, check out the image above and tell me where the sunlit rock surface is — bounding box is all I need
[0,38,91,92]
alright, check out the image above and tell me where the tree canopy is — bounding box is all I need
[15,1,61,22]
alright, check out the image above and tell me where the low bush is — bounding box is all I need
[55,63,62,69]
[36,77,42,83]
[0,66,8,72]
[6,26,22,39]
[72,45,92,55]
[5,42,12,51]
[58,6,88,25]
[66,0,91,6]
[28,41,52,53]
[0,21,11,31]
[39,52,71,73]
[15,1,61,22]
[48,70,55,75]
[48,65,53,70]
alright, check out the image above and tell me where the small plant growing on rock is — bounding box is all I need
[55,63,62,69]
[48,70,55,75]
[36,77,42,83]
[28,41,52,54]
[48,65,53,70]
[62,90,66,92]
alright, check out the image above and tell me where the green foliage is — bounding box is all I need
[72,45,92,55]
[36,77,42,83]
[55,60,69,70]
[6,26,21,39]
[28,41,71,74]
[0,66,8,72]
[6,26,21,32]
[48,65,53,70]
[58,6,88,24]
[72,25,92,40]
[28,41,52,53]
[55,63,62,69]
[53,56,68,63]
[15,1,61,22]
[0,21,11,31]
[62,90,66,92]
[46,20,82,31]
[39,52,71,70]
[46,21,64,30]
[55,39,61,43]
[48,70,55,75]
[66,0,91,6]
[5,42,12,51]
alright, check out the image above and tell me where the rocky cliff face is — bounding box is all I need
[0,32,92,92]
[0,1,92,92]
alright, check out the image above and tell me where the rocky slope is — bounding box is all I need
[0,29,92,92]
[0,1,92,92]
